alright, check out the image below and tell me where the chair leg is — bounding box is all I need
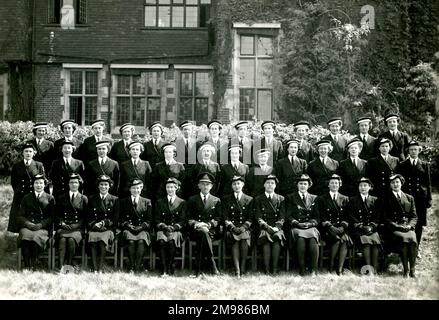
[113,240,118,268]
[181,241,185,270]
[188,241,193,271]
[17,247,22,271]
[81,240,86,269]
[252,246,257,272]
[319,245,324,270]
[120,247,124,269]
[48,238,53,270]
[150,246,154,270]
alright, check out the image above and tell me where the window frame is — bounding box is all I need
[47,0,87,25]
[178,70,210,125]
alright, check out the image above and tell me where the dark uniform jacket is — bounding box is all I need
[18,191,55,230]
[365,155,399,196]
[286,192,318,227]
[229,136,253,165]
[154,196,186,232]
[53,137,82,159]
[186,194,222,236]
[253,193,286,231]
[85,158,120,196]
[347,195,380,236]
[119,196,152,233]
[322,134,348,162]
[141,139,166,167]
[355,134,377,160]
[297,139,314,163]
[119,159,152,198]
[253,137,284,166]
[275,156,308,196]
[27,138,54,173]
[315,193,350,229]
[49,158,85,197]
[77,136,113,164]
[55,192,88,232]
[378,130,410,161]
[307,157,339,196]
[190,161,221,196]
[337,158,367,197]
[219,163,249,196]
[108,140,132,165]
[382,191,417,232]
[397,158,432,226]
[246,165,275,197]
[152,161,186,199]
[87,194,119,232]
[221,193,253,230]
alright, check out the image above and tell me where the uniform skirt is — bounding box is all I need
[226,230,251,247]
[156,231,183,248]
[393,230,417,244]
[123,230,151,246]
[291,227,320,244]
[19,228,49,250]
[88,230,115,252]
[56,229,83,246]
[258,230,286,246]
[358,232,381,246]
[323,231,353,246]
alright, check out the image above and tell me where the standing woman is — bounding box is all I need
[87,175,119,272]
[286,174,319,276]
[53,120,82,159]
[378,113,410,161]
[77,119,112,164]
[221,176,253,277]
[8,143,45,233]
[314,174,352,275]
[294,121,314,163]
[347,177,381,275]
[383,174,418,278]
[17,174,55,270]
[322,117,348,162]
[141,122,166,167]
[119,179,152,273]
[247,149,276,197]
[253,175,286,274]
[27,122,55,173]
[109,123,135,165]
[55,173,88,268]
[337,138,367,197]
[154,178,186,276]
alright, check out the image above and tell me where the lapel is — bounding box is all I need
[264,193,278,213]
[317,157,330,174]
[378,155,393,172]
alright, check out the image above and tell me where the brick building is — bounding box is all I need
[0,0,281,134]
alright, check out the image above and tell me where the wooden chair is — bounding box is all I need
[17,227,54,271]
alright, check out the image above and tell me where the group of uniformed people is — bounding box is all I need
[7,114,432,278]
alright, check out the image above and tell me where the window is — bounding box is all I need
[48,0,87,24]
[68,70,98,125]
[115,72,163,127]
[144,0,210,28]
[179,71,209,125]
[239,34,274,120]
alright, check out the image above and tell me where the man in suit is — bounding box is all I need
[175,120,197,167]
[77,119,112,164]
[378,113,410,161]
[337,138,367,197]
[253,120,284,167]
[119,141,152,198]
[190,142,221,196]
[397,141,432,248]
[247,149,276,197]
[85,140,120,196]
[27,122,54,173]
[323,117,348,162]
[229,121,253,165]
[365,138,399,196]
[49,140,85,198]
[219,144,249,197]
[108,123,135,165]
[307,140,339,195]
[276,139,308,196]
[294,121,314,163]
[355,116,377,160]
[53,120,82,160]
[198,120,229,165]
[141,121,166,166]
[186,173,222,276]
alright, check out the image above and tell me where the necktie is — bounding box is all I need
[37,139,41,146]
[397,193,401,203]
[133,198,136,207]
[36,193,40,199]
[235,193,239,201]
[133,160,137,168]
[362,135,366,143]
[302,193,306,203]
[412,160,416,167]
[352,158,356,167]
[71,193,75,203]
[333,194,336,201]
[322,158,325,166]
[203,195,207,206]
[234,163,238,170]
[25,160,29,166]
[169,197,173,207]
[334,136,338,143]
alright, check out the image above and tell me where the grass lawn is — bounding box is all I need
[0,183,438,300]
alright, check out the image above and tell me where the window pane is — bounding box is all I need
[158,0,170,3]
[69,96,82,124]
[145,0,157,3]
[186,0,197,4]
[70,71,82,94]
[173,0,183,4]
[77,0,87,24]
[179,98,192,122]
[132,97,145,126]
[158,6,170,27]
[257,59,273,87]
[239,89,255,121]
[239,59,255,87]
[84,97,98,125]
[195,72,209,96]
[240,36,254,55]
[133,75,145,95]
[257,36,273,56]
[195,98,208,125]
[145,6,156,26]
[257,89,272,120]
[116,97,130,126]
[185,6,198,27]
[85,71,97,94]
[200,0,211,4]
[172,6,184,27]
[180,72,193,96]
[147,98,161,126]
[117,76,131,95]
[147,72,161,96]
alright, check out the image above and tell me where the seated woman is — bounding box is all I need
[382,174,418,278]
[55,173,88,269]
[347,177,381,275]
[17,174,54,270]
[87,175,119,272]
[286,174,319,276]
[221,176,253,277]
[119,179,152,273]
[253,175,286,275]
[314,174,352,275]
[154,178,186,276]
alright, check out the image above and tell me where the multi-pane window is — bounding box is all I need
[239,35,274,120]
[144,0,211,28]
[48,0,87,24]
[115,72,163,127]
[69,70,98,125]
[179,71,209,125]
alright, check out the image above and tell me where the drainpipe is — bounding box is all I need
[106,60,112,133]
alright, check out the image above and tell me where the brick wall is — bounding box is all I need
[34,64,63,122]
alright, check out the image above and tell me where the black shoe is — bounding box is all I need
[409,270,416,278]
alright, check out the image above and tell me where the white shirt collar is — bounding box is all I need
[166,159,176,165]
[361,133,368,139]
[392,191,402,198]
[331,133,339,139]
[99,156,107,163]
[381,154,388,160]
[265,192,274,198]
[132,158,139,165]
[100,193,108,200]
[298,191,307,198]
[320,156,327,163]
[203,159,210,165]
[167,194,175,202]
[231,160,240,167]
[389,129,399,134]
[234,192,242,200]
[409,156,418,164]
[69,191,77,198]
[200,193,209,200]
[24,159,32,165]
[131,195,139,203]
[63,156,71,163]
[35,191,42,198]
[361,194,368,201]
[329,191,338,198]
